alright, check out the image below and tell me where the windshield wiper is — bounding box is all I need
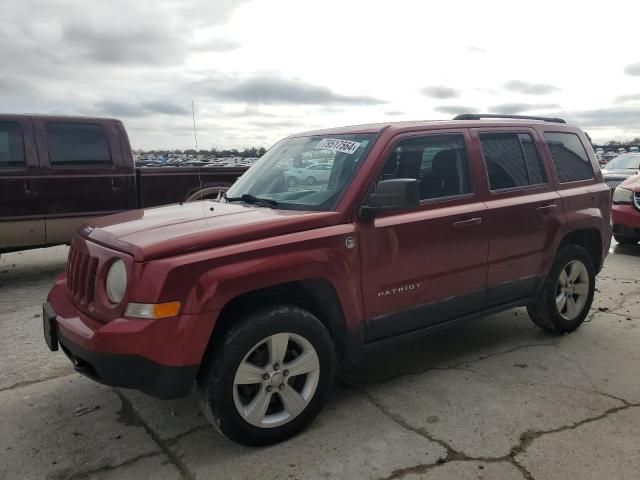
[224,193,278,209]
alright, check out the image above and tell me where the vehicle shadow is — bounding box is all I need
[338,309,554,385]
[612,243,640,258]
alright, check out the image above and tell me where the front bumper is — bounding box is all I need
[612,203,640,237]
[44,276,216,399]
[44,303,196,399]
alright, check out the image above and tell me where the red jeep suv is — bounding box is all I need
[44,114,611,445]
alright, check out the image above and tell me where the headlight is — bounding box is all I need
[106,259,127,303]
[612,187,633,205]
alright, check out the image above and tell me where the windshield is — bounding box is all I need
[224,134,375,210]
[604,154,640,170]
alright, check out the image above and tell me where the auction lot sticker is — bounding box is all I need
[315,138,361,154]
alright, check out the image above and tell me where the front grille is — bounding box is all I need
[606,178,627,190]
[66,245,98,307]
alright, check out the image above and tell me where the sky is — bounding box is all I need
[2,0,640,149]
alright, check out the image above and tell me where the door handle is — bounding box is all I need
[111,178,121,190]
[453,217,483,227]
[536,204,557,213]
[23,180,35,195]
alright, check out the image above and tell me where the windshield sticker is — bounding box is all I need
[315,138,361,155]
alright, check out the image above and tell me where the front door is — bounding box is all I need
[358,130,489,341]
[0,116,44,251]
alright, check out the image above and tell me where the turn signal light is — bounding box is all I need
[124,301,181,319]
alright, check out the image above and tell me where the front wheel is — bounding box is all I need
[197,305,336,446]
[527,245,595,333]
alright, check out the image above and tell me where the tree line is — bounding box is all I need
[139,147,268,157]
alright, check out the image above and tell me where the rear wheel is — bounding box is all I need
[527,245,595,333]
[197,305,336,446]
[306,176,316,185]
[614,235,639,245]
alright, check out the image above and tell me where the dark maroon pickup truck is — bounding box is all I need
[0,114,247,253]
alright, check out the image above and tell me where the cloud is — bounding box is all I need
[624,63,640,76]
[191,38,241,53]
[94,100,190,117]
[420,86,459,99]
[468,46,486,53]
[385,111,406,116]
[504,80,561,95]
[490,103,560,114]
[197,75,387,106]
[434,105,479,115]
[615,94,640,104]
[563,107,640,128]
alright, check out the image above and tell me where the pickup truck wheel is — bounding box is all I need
[197,305,336,446]
[527,245,595,333]
[614,235,639,245]
[306,176,316,185]
[287,176,298,187]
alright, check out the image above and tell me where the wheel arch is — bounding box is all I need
[557,228,603,273]
[198,278,353,379]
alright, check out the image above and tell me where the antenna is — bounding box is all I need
[192,100,198,150]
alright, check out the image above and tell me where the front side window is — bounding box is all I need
[480,133,546,190]
[0,121,25,169]
[544,132,594,183]
[46,123,111,165]
[224,134,374,211]
[377,134,471,200]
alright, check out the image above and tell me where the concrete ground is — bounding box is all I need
[1,242,640,480]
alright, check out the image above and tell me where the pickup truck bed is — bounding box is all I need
[0,114,248,253]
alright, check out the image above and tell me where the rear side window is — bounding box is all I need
[0,121,25,169]
[544,132,594,183]
[479,133,546,190]
[46,123,111,165]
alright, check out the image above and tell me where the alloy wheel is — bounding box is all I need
[555,259,590,321]
[232,332,320,428]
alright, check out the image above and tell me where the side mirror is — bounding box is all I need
[359,178,420,221]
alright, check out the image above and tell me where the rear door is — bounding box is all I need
[472,127,563,306]
[32,118,134,245]
[0,116,44,251]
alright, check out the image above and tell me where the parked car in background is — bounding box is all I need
[618,148,628,154]
[286,162,333,186]
[630,146,639,153]
[601,153,640,190]
[44,113,610,446]
[0,115,248,254]
[612,174,640,245]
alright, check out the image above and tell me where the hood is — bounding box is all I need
[602,168,639,177]
[85,201,341,261]
[619,174,640,192]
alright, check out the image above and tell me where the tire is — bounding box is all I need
[197,304,336,446]
[614,235,639,245]
[306,176,316,185]
[287,176,298,187]
[527,245,595,333]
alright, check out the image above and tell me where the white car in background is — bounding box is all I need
[286,162,333,186]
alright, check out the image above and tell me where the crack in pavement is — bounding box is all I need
[114,389,195,480]
[0,371,76,394]
[50,451,163,480]
[343,380,640,480]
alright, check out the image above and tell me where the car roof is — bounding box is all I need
[290,118,579,138]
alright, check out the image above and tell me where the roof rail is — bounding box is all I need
[453,113,566,124]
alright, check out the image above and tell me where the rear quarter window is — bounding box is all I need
[544,132,594,183]
[0,121,25,169]
[46,123,111,166]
